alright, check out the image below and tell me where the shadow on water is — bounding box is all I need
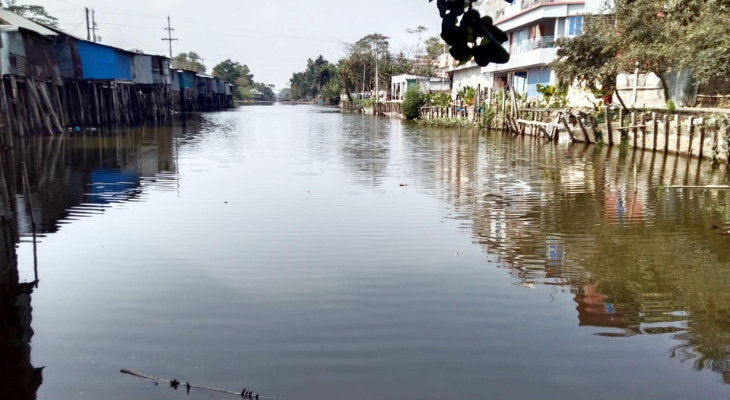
[399,125,730,382]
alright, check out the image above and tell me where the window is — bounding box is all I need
[517,29,524,43]
[568,16,583,35]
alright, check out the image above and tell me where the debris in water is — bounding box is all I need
[399,183,407,187]
[170,379,180,390]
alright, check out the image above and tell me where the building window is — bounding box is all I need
[568,16,583,35]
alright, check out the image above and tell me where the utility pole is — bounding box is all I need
[200,57,206,73]
[85,8,90,41]
[162,16,178,59]
[374,42,379,104]
[91,9,98,42]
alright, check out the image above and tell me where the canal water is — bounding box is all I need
[3,105,730,400]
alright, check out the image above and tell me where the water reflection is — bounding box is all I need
[12,121,188,237]
[401,127,730,383]
[1,107,729,400]
[0,119,192,399]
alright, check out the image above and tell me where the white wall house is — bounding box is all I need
[443,0,601,99]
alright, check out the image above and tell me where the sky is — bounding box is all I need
[36,0,443,90]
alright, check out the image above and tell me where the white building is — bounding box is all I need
[442,0,598,99]
[390,74,451,101]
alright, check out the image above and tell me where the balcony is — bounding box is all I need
[510,36,555,54]
[520,0,556,10]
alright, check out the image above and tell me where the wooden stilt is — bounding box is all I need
[687,116,695,156]
[651,112,658,151]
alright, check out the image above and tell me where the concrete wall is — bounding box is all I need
[451,66,490,96]
[617,72,666,107]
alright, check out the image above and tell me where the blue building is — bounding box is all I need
[76,40,132,81]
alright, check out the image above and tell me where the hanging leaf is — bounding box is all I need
[450,44,473,61]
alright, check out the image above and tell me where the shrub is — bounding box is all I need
[401,87,427,119]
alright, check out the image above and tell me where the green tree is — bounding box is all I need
[172,52,205,73]
[401,87,426,119]
[549,14,624,106]
[2,0,58,28]
[212,59,253,86]
[424,36,445,60]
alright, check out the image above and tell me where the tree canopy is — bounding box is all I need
[2,0,58,27]
[172,52,206,73]
[550,0,730,102]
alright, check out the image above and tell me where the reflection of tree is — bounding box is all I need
[400,128,730,383]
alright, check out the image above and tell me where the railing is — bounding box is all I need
[510,36,555,54]
[520,0,555,10]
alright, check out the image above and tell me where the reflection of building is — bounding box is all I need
[403,128,730,383]
[0,214,42,399]
[15,124,179,236]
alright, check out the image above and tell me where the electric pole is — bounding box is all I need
[162,16,178,59]
[85,8,90,41]
[374,42,379,104]
[200,57,206,73]
[92,9,98,42]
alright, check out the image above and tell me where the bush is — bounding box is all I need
[402,87,427,119]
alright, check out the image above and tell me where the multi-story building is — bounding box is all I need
[441,0,600,99]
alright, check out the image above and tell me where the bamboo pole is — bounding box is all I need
[652,112,658,151]
[38,82,64,134]
[687,116,695,156]
[605,106,613,145]
[674,115,680,154]
[663,114,669,153]
[576,112,591,143]
[698,121,706,159]
[640,114,646,149]
[631,112,637,148]
[120,369,280,400]
[27,81,54,136]
[0,79,14,146]
[561,115,576,141]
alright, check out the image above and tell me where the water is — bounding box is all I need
[2,105,730,400]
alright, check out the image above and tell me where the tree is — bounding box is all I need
[551,0,730,103]
[406,26,428,57]
[2,0,58,28]
[549,14,623,106]
[172,52,205,73]
[212,59,253,87]
[401,87,426,119]
[279,88,292,101]
[424,36,445,60]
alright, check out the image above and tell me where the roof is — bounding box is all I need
[0,9,57,36]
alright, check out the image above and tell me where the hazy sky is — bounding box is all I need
[36,0,443,89]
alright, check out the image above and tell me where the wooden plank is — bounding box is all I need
[0,80,14,147]
[26,80,54,136]
[561,115,576,141]
[576,113,591,143]
[38,82,64,134]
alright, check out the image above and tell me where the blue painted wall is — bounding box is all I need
[179,71,195,88]
[527,67,551,98]
[77,41,131,80]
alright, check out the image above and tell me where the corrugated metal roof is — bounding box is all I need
[0,9,57,36]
